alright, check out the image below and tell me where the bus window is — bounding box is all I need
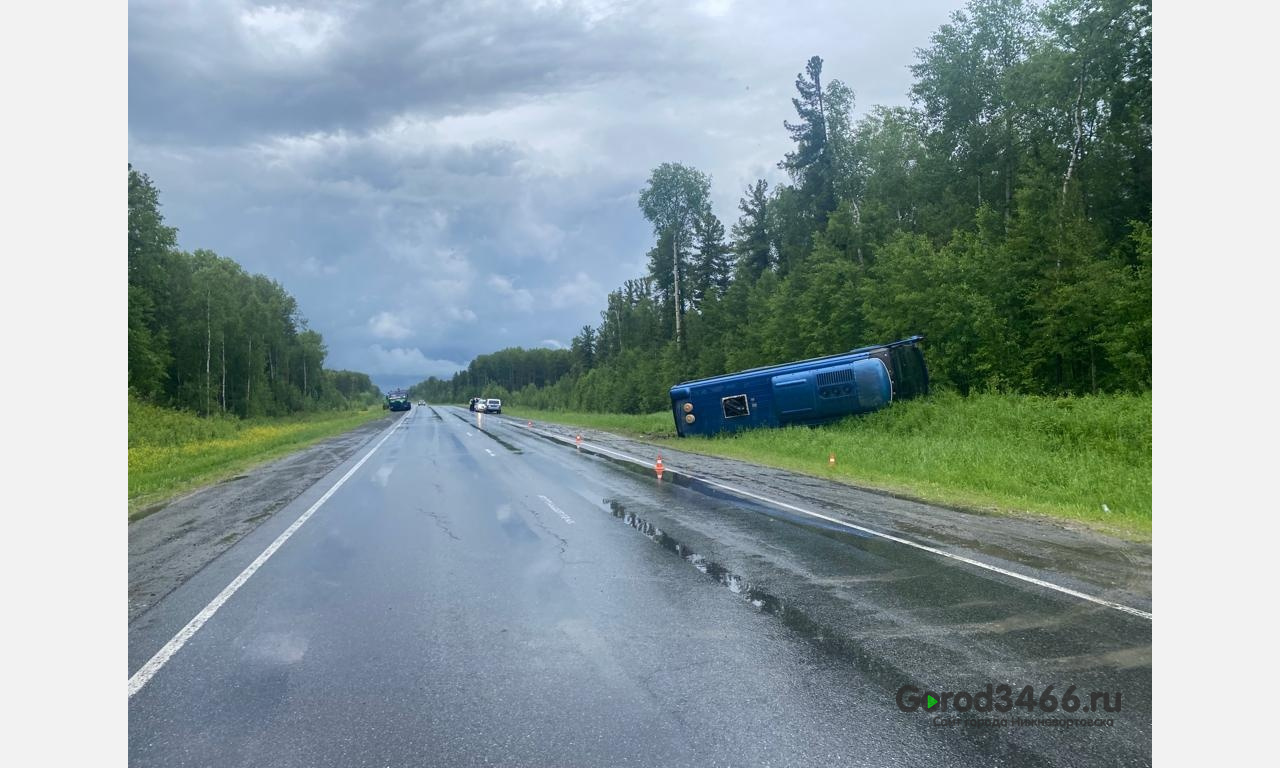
[722,394,750,418]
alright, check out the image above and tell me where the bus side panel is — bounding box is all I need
[772,372,817,424]
[669,337,925,437]
[672,376,774,436]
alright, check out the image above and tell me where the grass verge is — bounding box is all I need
[506,391,1151,540]
[128,397,388,520]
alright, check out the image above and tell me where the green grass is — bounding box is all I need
[507,391,1152,540]
[128,396,388,519]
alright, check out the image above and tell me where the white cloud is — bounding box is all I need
[540,339,566,349]
[237,4,342,68]
[549,271,603,309]
[367,311,412,340]
[366,344,463,377]
[299,255,339,276]
[487,275,535,312]
[693,0,736,19]
[446,307,478,323]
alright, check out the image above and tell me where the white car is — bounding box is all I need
[474,400,487,412]
[485,398,502,414]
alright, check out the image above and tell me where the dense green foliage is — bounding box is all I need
[508,391,1152,538]
[128,394,386,515]
[416,0,1151,412]
[128,167,381,416]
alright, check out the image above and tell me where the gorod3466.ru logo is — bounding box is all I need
[896,684,1122,714]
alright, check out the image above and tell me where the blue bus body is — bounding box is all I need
[668,336,928,437]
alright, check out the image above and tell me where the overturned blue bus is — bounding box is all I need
[668,336,928,437]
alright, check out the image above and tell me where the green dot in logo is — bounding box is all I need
[926,695,938,710]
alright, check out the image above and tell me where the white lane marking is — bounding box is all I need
[538,494,575,525]
[466,432,473,437]
[128,417,407,698]
[528,426,1152,621]
[484,448,495,457]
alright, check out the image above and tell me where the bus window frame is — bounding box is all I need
[722,394,750,419]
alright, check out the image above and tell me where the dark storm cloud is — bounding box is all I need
[129,0,706,145]
[129,0,968,380]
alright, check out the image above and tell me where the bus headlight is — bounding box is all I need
[684,414,695,424]
[682,402,694,413]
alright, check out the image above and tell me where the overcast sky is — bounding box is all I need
[128,0,967,390]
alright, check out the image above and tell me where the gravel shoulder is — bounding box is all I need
[127,413,398,623]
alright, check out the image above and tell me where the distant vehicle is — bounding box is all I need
[386,389,412,412]
[418,400,426,406]
[668,336,928,437]
[485,398,502,414]
[469,397,482,412]
[475,400,488,412]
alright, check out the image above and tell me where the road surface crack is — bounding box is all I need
[419,505,460,541]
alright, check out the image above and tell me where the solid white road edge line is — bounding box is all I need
[128,416,407,698]
[510,416,1152,622]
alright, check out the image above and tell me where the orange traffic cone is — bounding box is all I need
[828,452,836,467]
[576,434,582,448]
[655,453,665,479]
[527,420,533,428]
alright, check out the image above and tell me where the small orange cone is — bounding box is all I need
[576,434,582,448]
[527,420,533,428]
[655,453,665,479]
[828,452,836,467]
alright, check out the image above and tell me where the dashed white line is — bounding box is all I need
[128,417,406,698]
[485,448,495,457]
[527,424,1152,621]
[538,494,575,525]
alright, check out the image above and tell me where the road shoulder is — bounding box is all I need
[499,412,1152,612]
[127,413,397,623]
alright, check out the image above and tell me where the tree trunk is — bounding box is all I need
[1062,63,1087,201]
[1004,113,1013,226]
[246,337,252,406]
[849,200,864,266]
[1090,345,1097,394]
[672,231,682,345]
[1004,161,1011,225]
[220,338,226,413]
[205,291,211,415]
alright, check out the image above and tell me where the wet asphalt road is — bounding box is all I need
[128,406,1151,767]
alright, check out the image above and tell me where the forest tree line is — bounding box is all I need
[414,0,1151,414]
[128,166,380,417]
